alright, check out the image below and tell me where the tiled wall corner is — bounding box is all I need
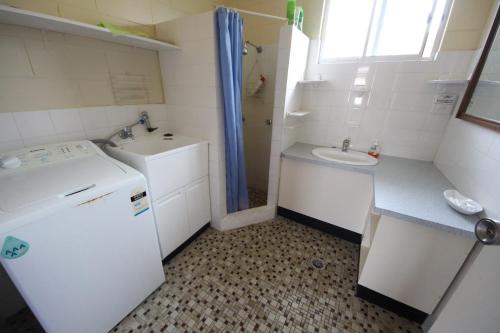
[435,118,500,219]
[157,11,228,226]
[432,0,500,219]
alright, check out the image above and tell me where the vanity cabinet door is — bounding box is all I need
[153,190,191,259]
[185,177,211,234]
[278,158,373,234]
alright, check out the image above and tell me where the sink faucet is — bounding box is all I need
[138,111,157,133]
[109,111,158,141]
[341,138,351,152]
[119,126,134,140]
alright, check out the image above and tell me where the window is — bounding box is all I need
[319,0,452,62]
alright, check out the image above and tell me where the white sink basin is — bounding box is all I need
[312,147,378,166]
[107,134,204,159]
[105,134,208,201]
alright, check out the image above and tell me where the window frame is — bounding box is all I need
[318,0,453,64]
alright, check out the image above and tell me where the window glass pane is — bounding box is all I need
[366,0,435,56]
[423,0,448,58]
[321,0,375,59]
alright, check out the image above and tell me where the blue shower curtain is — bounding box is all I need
[216,8,249,213]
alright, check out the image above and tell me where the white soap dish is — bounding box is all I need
[443,189,483,215]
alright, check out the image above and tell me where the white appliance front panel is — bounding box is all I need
[0,180,165,333]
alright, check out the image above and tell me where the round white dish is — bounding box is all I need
[443,189,483,215]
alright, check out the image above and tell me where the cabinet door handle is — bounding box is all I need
[157,191,183,206]
[475,218,500,245]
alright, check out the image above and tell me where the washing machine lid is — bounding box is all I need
[0,142,128,213]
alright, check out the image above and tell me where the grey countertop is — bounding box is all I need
[281,143,478,239]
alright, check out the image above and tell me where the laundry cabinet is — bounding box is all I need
[106,136,211,260]
[150,143,210,259]
[152,176,211,257]
[153,189,191,257]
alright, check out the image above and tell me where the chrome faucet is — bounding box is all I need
[138,111,157,132]
[119,126,134,140]
[109,111,158,141]
[341,138,351,152]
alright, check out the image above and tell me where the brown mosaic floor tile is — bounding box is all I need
[5,217,421,333]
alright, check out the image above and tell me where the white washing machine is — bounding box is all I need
[0,141,165,333]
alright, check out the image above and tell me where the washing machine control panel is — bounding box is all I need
[0,141,98,171]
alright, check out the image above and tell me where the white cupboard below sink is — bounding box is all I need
[278,157,373,234]
[105,135,211,260]
[153,189,190,257]
[186,177,211,233]
[153,175,210,259]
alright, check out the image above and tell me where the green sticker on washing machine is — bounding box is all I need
[1,236,29,259]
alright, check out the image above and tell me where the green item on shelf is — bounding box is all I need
[295,6,304,31]
[287,0,296,25]
[97,21,150,38]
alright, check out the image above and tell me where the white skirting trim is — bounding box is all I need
[210,205,277,231]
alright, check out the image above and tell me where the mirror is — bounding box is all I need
[457,5,500,131]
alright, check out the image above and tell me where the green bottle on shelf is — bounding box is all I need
[287,0,296,25]
[295,6,304,31]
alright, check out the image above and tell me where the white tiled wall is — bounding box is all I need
[0,23,164,113]
[296,40,475,161]
[157,11,228,226]
[435,118,500,219]
[267,26,310,207]
[0,104,169,153]
[280,28,310,151]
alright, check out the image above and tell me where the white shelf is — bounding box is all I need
[478,80,500,86]
[428,79,468,85]
[287,111,311,117]
[428,79,500,87]
[351,85,370,92]
[298,80,327,85]
[0,5,179,51]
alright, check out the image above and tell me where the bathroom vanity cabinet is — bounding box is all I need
[278,143,478,322]
[358,212,474,319]
[278,158,373,235]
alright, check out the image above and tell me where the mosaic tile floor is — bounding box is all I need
[248,187,267,208]
[5,217,421,333]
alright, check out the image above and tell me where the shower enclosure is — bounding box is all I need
[242,38,278,208]
[216,3,287,212]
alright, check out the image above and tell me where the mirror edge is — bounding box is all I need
[456,3,500,132]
